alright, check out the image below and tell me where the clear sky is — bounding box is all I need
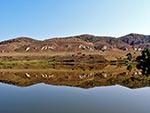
[0,0,150,41]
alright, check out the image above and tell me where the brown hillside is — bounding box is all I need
[0,37,39,52]
[0,33,150,52]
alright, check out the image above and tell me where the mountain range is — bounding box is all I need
[0,33,150,52]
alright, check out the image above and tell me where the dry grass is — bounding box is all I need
[0,50,141,62]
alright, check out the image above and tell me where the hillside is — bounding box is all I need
[0,37,39,52]
[0,33,150,53]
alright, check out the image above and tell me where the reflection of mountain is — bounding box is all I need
[0,65,150,89]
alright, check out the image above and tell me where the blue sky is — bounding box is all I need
[0,0,150,41]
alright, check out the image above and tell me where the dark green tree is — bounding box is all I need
[136,48,150,75]
[127,65,132,71]
[126,53,132,61]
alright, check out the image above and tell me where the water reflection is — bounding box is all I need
[1,64,150,113]
[0,64,150,89]
[136,61,150,76]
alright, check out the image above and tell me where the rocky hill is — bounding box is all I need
[0,33,150,52]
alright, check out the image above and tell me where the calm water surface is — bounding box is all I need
[0,65,150,113]
[0,83,150,113]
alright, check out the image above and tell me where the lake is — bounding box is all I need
[0,65,150,113]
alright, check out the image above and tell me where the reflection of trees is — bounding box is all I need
[136,48,150,76]
[126,53,133,72]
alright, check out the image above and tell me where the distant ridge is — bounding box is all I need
[0,33,150,52]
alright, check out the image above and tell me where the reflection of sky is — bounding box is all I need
[0,83,150,113]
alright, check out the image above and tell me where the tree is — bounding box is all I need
[136,48,150,64]
[127,65,132,71]
[136,48,150,75]
[126,53,132,61]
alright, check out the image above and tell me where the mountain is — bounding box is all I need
[0,33,150,52]
[0,37,39,52]
[119,33,150,49]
